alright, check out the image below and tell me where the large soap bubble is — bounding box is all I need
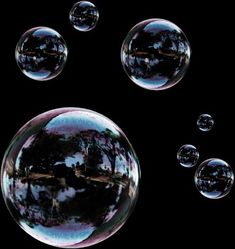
[121,19,191,90]
[1,108,140,248]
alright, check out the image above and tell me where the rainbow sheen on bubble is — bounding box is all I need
[1,108,140,248]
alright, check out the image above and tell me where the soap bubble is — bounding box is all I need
[1,108,140,248]
[15,27,68,81]
[194,158,234,199]
[121,18,191,90]
[69,1,99,32]
[177,144,199,168]
[197,114,214,132]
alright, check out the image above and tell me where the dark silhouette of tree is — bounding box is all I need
[100,129,119,175]
[19,129,79,176]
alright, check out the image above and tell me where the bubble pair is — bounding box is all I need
[15,1,99,81]
[177,114,234,199]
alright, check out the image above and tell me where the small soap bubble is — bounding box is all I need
[177,144,199,168]
[197,114,214,132]
[69,1,99,32]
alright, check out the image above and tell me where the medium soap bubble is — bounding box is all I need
[121,18,191,90]
[194,158,234,199]
[15,27,68,81]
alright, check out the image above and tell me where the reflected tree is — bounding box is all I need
[8,127,133,228]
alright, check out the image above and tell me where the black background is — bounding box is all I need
[1,0,234,248]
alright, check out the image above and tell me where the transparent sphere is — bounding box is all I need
[177,144,199,168]
[197,114,214,132]
[1,108,140,248]
[69,1,99,32]
[15,27,68,81]
[195,158,234,199]
[121,18,191,90]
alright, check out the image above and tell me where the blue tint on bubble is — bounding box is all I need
[15,27,68,81]
[1,108,140,248]
[121,19,191,90]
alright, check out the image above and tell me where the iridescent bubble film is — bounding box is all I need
[197,114,214,132]
[194,158,234,199]
[177,144,199,168]
[121,18,191,90]
[15,27,68,81]
[69,1,99,32]
[1,108,140,248]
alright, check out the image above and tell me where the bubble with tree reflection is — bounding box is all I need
[69,1,99,32]
[15,27,68,81]
[194,158,234,199]
[1,108,140,248]
[121,19,191,90]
